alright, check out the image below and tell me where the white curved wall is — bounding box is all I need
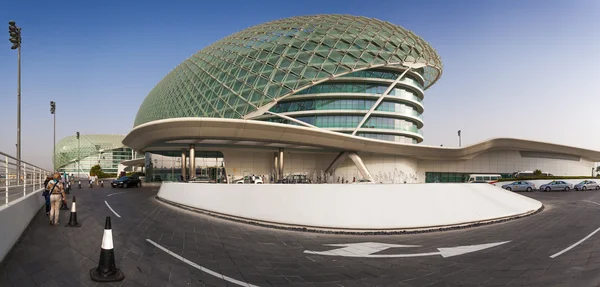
[0,189,45,262]
[418,150,593,180]
[157,182,542,230]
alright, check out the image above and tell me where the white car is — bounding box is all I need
[235,175,263,184]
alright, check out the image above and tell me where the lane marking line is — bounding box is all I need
[107,191,128,197]
[550,226,600,258]
[146,239,258,287]
[583,200,600,206]
[104,200,121,218]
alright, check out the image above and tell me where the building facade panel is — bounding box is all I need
[134,14,442,144]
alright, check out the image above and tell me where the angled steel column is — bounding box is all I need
[347,152,374,182]
[351,68,412,136]
[324,151,350,175]
[189,144,195,180]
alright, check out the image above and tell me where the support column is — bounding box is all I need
[325,152,350,175]
[181,150,187,181]
[189,144,196,180]
[278,148,284,180]
[348,152,374,182]
[273,152,279,182]
[144,152,153,183]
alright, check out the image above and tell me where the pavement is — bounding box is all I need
[2,186,600,286]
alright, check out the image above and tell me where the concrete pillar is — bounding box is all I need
[189,144,196,180]
[181,150,187,181]
[278,148,284,180]
[144,152,152,183]
[274,152,279,182]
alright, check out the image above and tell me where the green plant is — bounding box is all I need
[533,169,542,176]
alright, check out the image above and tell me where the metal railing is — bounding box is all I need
[0,151,53,206]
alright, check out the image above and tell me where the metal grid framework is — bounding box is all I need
[54,134,127,169]
[134,14,443,127]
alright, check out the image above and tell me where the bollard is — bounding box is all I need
[100,180,104,188]
[90,217,125,282]
[78,180,81,189]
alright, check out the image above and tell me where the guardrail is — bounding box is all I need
[0,151,53,206]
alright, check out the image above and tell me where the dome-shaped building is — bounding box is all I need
[55,134,135,176]
[125,14,600,184]
[134,14,442,144]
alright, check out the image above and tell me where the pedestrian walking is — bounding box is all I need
[46,173,67,226]
[42,175,52,216]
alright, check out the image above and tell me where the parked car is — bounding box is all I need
[190,175,216,183]
[574,180,600,191]
[277,174,311,184]
[111,176,142,188]
[235,175,263,184]
[539,180,573,192]
[501,181,536,192]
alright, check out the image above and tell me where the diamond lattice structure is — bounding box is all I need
[134,14,443,127]
[54,134,127,169]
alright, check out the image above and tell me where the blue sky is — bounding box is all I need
[1,0,599,169]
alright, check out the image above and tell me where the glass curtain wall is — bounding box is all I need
[144,151,225,182]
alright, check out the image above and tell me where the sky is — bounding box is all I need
[1,0,599,170]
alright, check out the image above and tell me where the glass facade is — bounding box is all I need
[143,151,225,183]
[134,14,442,127]
[425,172,513,183]
[54,134,134,176]
[133,14,443,145]
[270,99,421,118]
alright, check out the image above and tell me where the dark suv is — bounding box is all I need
[111,176,142,188]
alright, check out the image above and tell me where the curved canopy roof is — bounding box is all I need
[123,118,600,162]
[134,14,443,127]
[54,134,126,169]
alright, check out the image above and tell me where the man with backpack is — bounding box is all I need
[46,173,67,226]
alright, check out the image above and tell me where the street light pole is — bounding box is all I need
[458,130,462,147]
[9,21,22,178]
[50,101,56,170]
[76,132,80,179]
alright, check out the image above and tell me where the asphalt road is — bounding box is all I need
[2,186,600,286]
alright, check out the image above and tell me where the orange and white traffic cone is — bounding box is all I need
[90,216,124,282]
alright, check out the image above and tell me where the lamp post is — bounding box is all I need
[9,20,22,178]
[50,101,56,170]
[76,132,80,178]
[458,130,462,147]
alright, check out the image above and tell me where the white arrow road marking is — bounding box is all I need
[104,200,121,218]
[583,200,600,206]
[550,226,600,258]
[304,241,510,258]
[146,239,259,287]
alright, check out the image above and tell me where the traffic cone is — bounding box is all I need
[90,217,124,282]
[65,196,81,227]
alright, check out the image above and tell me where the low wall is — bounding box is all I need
[157,183,542,230]
[0,189,45,262]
